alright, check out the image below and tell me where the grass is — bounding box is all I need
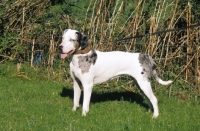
[0,62,200,131]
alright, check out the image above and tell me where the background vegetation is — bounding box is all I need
[0,0,199,112]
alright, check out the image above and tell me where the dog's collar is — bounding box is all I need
[74,45,92,55]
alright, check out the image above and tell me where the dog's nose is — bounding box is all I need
[58,45,63,51]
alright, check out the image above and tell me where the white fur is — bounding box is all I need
[59,29,172,118]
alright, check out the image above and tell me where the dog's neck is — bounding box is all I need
[74,45,92,55]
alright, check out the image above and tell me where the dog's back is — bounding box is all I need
[91,51,141,84]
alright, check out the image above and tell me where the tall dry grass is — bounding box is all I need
[82,0,199,93]
[1,0,199,95]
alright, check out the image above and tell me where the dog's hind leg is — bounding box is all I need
[72,80,81,111]
[137,79,159,118]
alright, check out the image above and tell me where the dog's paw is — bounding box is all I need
[152,113,159,118]
[82,107,89,116]
[82,111,87,116]
[72,105,79,111]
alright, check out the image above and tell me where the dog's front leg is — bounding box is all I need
[82,82,93,116]
[72,80,81,111]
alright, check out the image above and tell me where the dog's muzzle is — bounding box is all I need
[58,45,75,59]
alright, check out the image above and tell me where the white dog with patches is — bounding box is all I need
[59,29,172,118]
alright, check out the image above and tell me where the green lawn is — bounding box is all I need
[0,64,199,131]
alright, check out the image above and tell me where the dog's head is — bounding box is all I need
[58,29,88,59]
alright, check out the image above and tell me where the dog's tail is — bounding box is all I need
[153,70,172,85]
[149,57,172,85]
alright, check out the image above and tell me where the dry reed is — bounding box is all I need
[1,0,199,94]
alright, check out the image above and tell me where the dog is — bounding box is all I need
[58,29,172,118]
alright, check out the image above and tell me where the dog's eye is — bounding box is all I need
[70,39,75,42]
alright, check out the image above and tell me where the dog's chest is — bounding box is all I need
[71,50,97,74]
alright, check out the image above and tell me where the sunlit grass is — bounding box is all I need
[0,63,199,130]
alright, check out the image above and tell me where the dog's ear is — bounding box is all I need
[80,35,88,49]
[63,29,68,34]
[76,32,88,50]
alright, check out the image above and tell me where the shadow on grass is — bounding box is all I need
[60,87,149,110]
